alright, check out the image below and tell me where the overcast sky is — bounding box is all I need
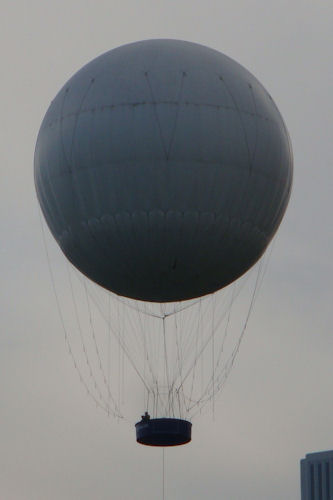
[1,1,333,499]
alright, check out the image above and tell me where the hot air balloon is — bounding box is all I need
[35,39,293,446]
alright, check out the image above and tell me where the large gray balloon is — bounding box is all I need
[35,39,293,302]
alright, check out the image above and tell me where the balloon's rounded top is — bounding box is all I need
[35,39,293,302]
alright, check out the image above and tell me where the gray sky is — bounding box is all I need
[1,0,333,498]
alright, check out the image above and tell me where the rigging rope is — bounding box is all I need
[39,206,273,422]
[38,211,122,418]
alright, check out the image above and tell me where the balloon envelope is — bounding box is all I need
[34,39,293,301]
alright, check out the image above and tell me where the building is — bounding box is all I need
[301,450,333,499]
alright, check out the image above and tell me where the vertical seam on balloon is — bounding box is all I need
[184,209,200,294]
[165,71,187,160]
[71,79,95,219]
[41,124,69,235]
[59,87,71,170]
[37,169,61,236]
[269,128,289,230]
[87,215,133,296]
[113,212,137,277]
[217,78,253,250]
[219,76,253,174]
[60,80,95,222]
[144,72,168,159]
[55,89,78,234]
[258,120,283,233]
[283,123,293,203]
[248,84,259,165]
[88,107,105,221]
[238,84,258,254]
[69,78,95,165]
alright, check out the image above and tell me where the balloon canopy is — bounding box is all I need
[34,39,293,302]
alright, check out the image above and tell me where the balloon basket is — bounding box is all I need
[135,417,192,446]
